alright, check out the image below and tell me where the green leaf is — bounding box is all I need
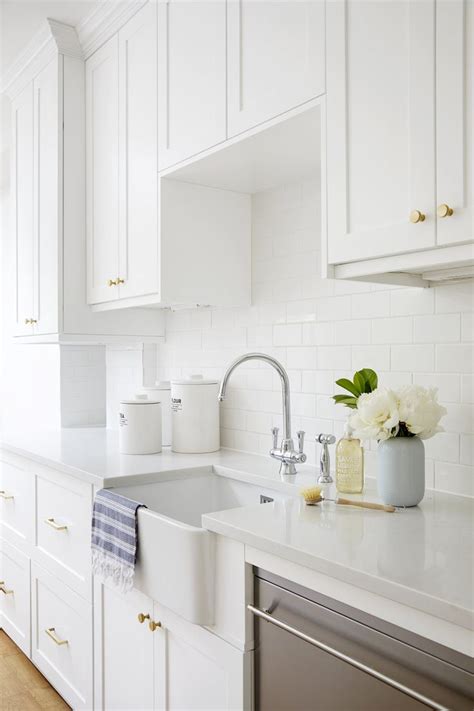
[353,370,366,394]
[332,395,358,409]
[335,378,361,397]
[360,368,378,392]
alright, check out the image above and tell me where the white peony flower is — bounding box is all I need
[350,387,400,441]
[396,385,446,439]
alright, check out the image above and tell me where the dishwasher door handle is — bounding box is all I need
[248,604,448,711]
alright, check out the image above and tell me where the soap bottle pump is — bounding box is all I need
[336,422,364,494]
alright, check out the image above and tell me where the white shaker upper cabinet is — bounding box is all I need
[118,2,159,299]
[86,35,120,305]
[12,84,34,337]
[33,58,59,336]
[436,0,473,246]
[326,0,436,265]
[227,0,325,137]
[157,0,226,170]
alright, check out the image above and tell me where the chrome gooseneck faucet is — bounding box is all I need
[218,353,306,475]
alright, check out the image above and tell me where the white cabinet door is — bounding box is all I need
[12,83,34,336]
[86,34,120,304]
[227,0,325,137]
[33,58,59,335]
[96,584,154,711]
[436,0,473,246]
[31,562,92,710]
[326,0,436,264]
[118,2,159,299]
[157,0,226,170]
[153,604,247,710]
[0,539,30,656]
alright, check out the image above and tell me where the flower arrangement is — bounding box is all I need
[333,369,446,441]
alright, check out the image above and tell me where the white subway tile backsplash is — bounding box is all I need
[147,180,473,498]
[318,346,352,371]
[436,344,473,373]
[460,434,473,466]
[435,462,473,497]
[461,313,473,342]
[287,346,317,370]
[391,345,434,372]
[372,317,413,344]
[352,291,390,319]
[334,319,371,345]
[273,323,302,346]
[390,288,434,316]
[352,345,390,372]
[414,314,460,343]
[435,282,474,314]
[423,432,459,464]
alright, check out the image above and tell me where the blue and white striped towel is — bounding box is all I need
[91,489,146,592]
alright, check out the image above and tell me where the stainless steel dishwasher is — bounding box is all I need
[251,569,473,711]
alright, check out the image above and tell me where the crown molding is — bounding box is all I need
[1,19,82,98]
[76,0,148,60]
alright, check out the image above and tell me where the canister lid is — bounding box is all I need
[120,394,161,405]
[171,373,218,385]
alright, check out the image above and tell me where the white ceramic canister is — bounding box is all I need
[171,375,220,453]
[141,381,172,447]
[119,394,162,455]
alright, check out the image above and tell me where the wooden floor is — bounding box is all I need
[0,631,70,710]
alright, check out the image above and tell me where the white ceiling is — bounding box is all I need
[0,0,100,75]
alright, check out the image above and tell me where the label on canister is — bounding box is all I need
[171,397,182,412]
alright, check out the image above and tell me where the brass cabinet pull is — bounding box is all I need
[117,277,125,284]
[45,517,68,531]
[409,210,426,224]
[24,318,37,325]
[137,613,150,624]
[437,203,454,218]
[247,605,448,711]
[45,627,68,646]
[25,318,31,325]
[107,279,118,287]
[0,581,14,595]
[149,620,162,632]
[0,490,14,500]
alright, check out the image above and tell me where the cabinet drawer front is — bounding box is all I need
[32,562,92,710]
[36,472,92,599]
[0,539,30,655]
[0,457,34,548]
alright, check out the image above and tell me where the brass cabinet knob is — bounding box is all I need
[31,319,37,324]
[108,279,118,287]
[437,203,454,218]
[149,620,162,632]
[137,613,150,624]
[0,581,14,595]
[409,210,426,224]
[117,278,125,285]
[24,318,31,325]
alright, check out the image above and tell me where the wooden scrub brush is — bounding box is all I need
[300,486,396,513]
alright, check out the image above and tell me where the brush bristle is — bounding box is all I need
[300,486,322,505]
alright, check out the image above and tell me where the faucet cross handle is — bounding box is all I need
[297,430,305,454]
[271,426,279,450]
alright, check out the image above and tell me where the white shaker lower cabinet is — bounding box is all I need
[226,0,325,137]
[31,562,93,710]
[95,582,251,711]
[94,584,155,711]
[157,0,226,170]
[0,539,31,656]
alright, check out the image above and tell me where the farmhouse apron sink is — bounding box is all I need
[114,468,288,625]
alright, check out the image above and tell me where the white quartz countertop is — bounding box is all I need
[1,428,473,640]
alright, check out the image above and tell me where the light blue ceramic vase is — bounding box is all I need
[377,436,425,507]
